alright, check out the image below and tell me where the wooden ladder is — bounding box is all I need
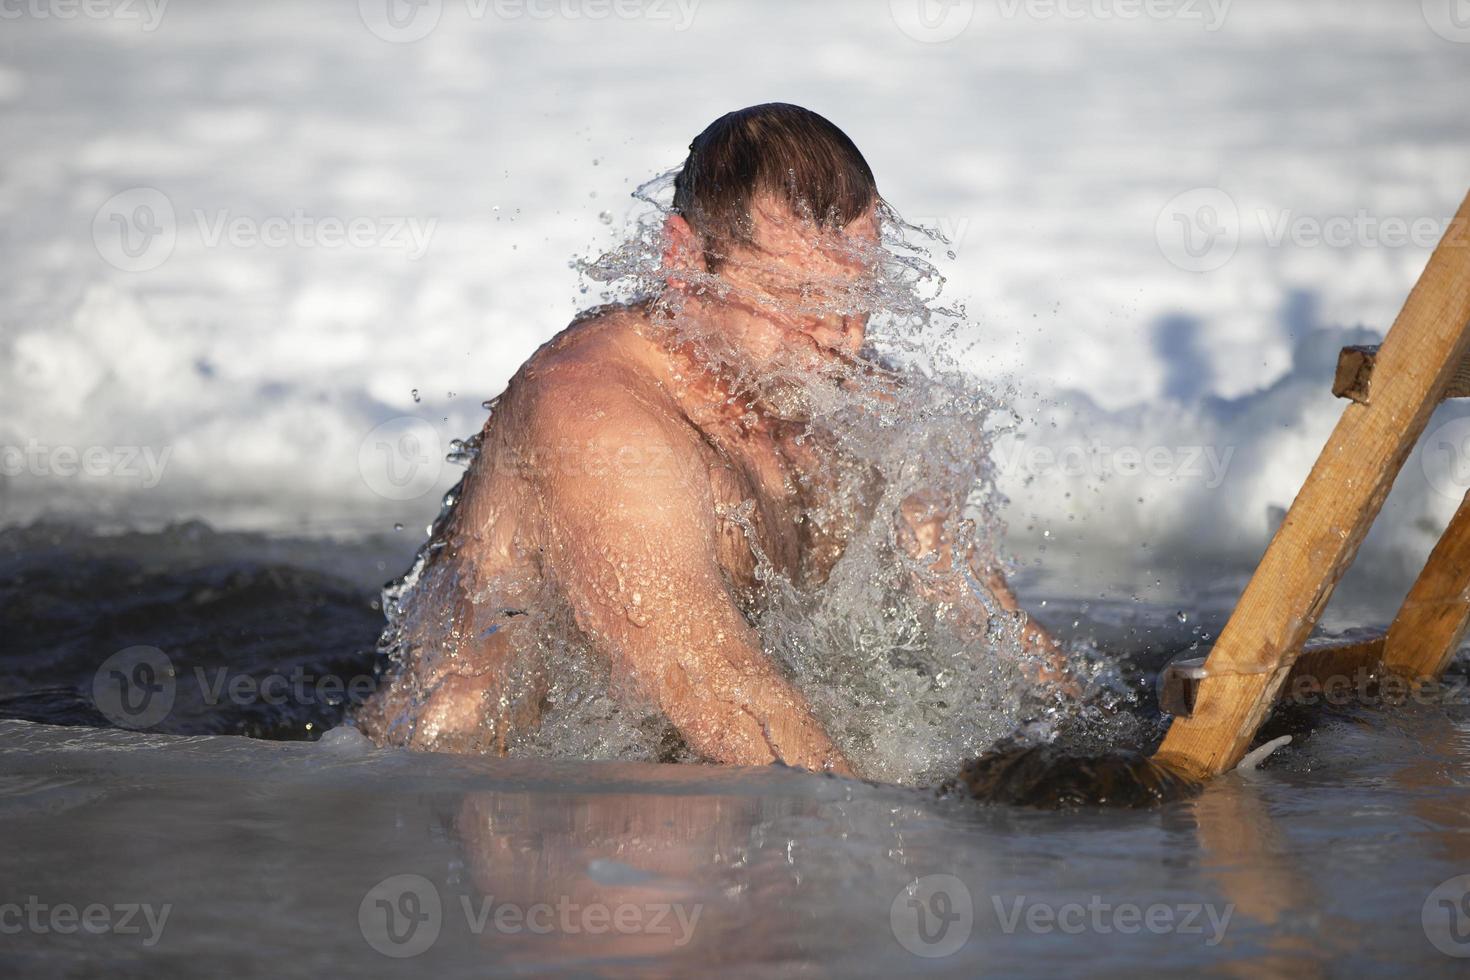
[1153,189,1470,780]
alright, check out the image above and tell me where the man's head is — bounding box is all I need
[671,103,880,268]
[666,103,883,353]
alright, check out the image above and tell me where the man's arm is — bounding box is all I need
[531,390,852,774]
[897,490,1068,682]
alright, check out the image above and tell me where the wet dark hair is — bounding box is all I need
[671,103,880,269]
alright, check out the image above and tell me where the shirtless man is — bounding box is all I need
[358,104,1059,774]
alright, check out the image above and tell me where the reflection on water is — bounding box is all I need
[2,692,1469,976]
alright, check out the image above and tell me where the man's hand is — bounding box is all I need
[898,489,1071,688]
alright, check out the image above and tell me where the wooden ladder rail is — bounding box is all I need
[1152,190,1470,781]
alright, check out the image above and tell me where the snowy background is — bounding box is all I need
[1,0,1468,596]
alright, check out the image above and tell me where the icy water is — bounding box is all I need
[3,524,1469,976]
[3,709,1467,979]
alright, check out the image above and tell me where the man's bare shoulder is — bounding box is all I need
[502,305,704,482]
[514,304,647,383]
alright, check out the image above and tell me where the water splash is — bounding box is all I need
[364,171,1121,785]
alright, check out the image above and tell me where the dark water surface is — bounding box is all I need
[2,522,1468,977]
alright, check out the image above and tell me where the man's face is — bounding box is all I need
[707,194,881,358]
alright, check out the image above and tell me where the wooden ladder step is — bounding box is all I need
[1334,344,1470,404]
[1158,631,1386,717]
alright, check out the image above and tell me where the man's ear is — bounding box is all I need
[662,214,706,288]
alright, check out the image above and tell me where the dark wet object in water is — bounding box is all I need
[942,743,1202,808]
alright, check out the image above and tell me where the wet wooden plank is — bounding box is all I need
[1152,190,1470,780]
[1382,489,1470,680]
[1157,631,1386,718]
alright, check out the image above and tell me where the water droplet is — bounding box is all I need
[411,388,420,403]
